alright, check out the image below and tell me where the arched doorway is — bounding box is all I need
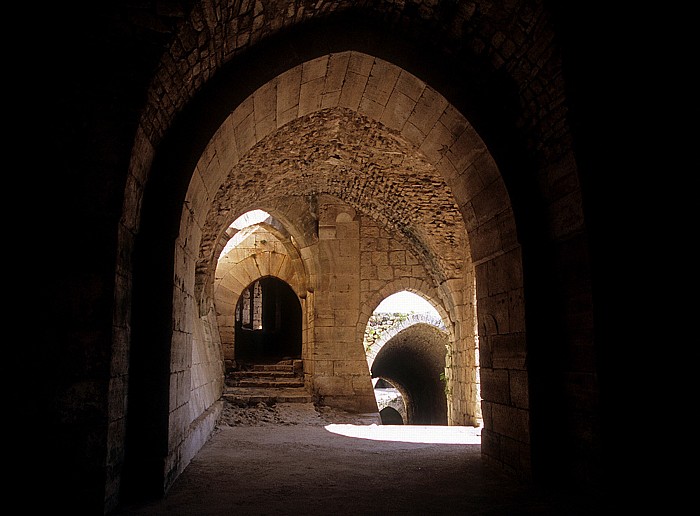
[379,406,404,425]
[234,276,302,364]
[122,30,552,499]
[370,324,448,425]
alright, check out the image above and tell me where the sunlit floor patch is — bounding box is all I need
[324,424,481,444]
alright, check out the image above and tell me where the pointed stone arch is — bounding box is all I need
[213,222,309,369]
[365,314,447,370]
[357,280,453,344]
[175,48,520,481]
[122,42,532,500]
[358,276,479,426]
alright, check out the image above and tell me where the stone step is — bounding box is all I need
[223,387,315,405]
[225,359,305,389]
[252,363,295,372]
[230,370,297,378]
[236,378,304,388]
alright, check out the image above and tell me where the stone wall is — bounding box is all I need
[169,225,224,489]
[364,313,411,353]
[208,196,479,424]
[309,197,374,411]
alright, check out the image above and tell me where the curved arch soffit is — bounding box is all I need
[213,206,317,266]
[218,219,309,290]
[215,244,307,302]
[358,281,454,346]
[205,209,315,308]
[366,318,448,370]
[183,51,521,361]
[189,50,514,272]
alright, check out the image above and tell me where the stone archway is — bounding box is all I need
[379,406,404,425]
[371,323,450,425]
[29,1,608,512]
[365,313,447,370]
[213,220,309,371]
[120,7,575,493]
[127,49,524,495]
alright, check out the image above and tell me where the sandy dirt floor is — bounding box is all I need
[115,401,596,515]
[218,400,379,427]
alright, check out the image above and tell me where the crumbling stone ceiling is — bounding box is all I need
[200,107,468,286]
[137,0,560,159]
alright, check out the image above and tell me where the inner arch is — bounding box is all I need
[182,48,516,441]
[147,49,524,500]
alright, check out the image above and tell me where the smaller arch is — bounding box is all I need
[366,316,447,370]
[379,407,404,425]
[374,377,408,424]
[371,324,449,425]
[358,283,454,349]
[213,222,309,370]
[200,207,316,313]
[374,375,414,425]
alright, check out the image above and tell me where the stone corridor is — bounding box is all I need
[32,1,638,513]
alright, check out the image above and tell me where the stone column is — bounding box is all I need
[311,196,377,413]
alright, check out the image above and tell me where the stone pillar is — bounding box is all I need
[311,196,377,413]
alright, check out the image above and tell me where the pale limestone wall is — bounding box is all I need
[169,224,223,486]
[178,303,223,478]
[445,267,481,426]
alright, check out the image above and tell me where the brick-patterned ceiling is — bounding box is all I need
[201,107,468,285]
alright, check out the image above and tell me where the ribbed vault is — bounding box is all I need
[199,107,469,291]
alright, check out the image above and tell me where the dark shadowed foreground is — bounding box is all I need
[115,403,598,515]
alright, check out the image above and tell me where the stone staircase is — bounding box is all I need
[224,359,315,405]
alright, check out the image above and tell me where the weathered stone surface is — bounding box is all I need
[49,2,607,513]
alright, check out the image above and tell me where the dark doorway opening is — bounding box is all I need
[370,329,447,425]
[234,276,302,363]
[379,406,404,425]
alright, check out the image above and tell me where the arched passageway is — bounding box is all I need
[379,406,404,425]
[124,39,522,501]
[371,324,449,425]
[97,3,602,513]
[234,277,302,363]
[213,212,310,372]
[39,1,622,514]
